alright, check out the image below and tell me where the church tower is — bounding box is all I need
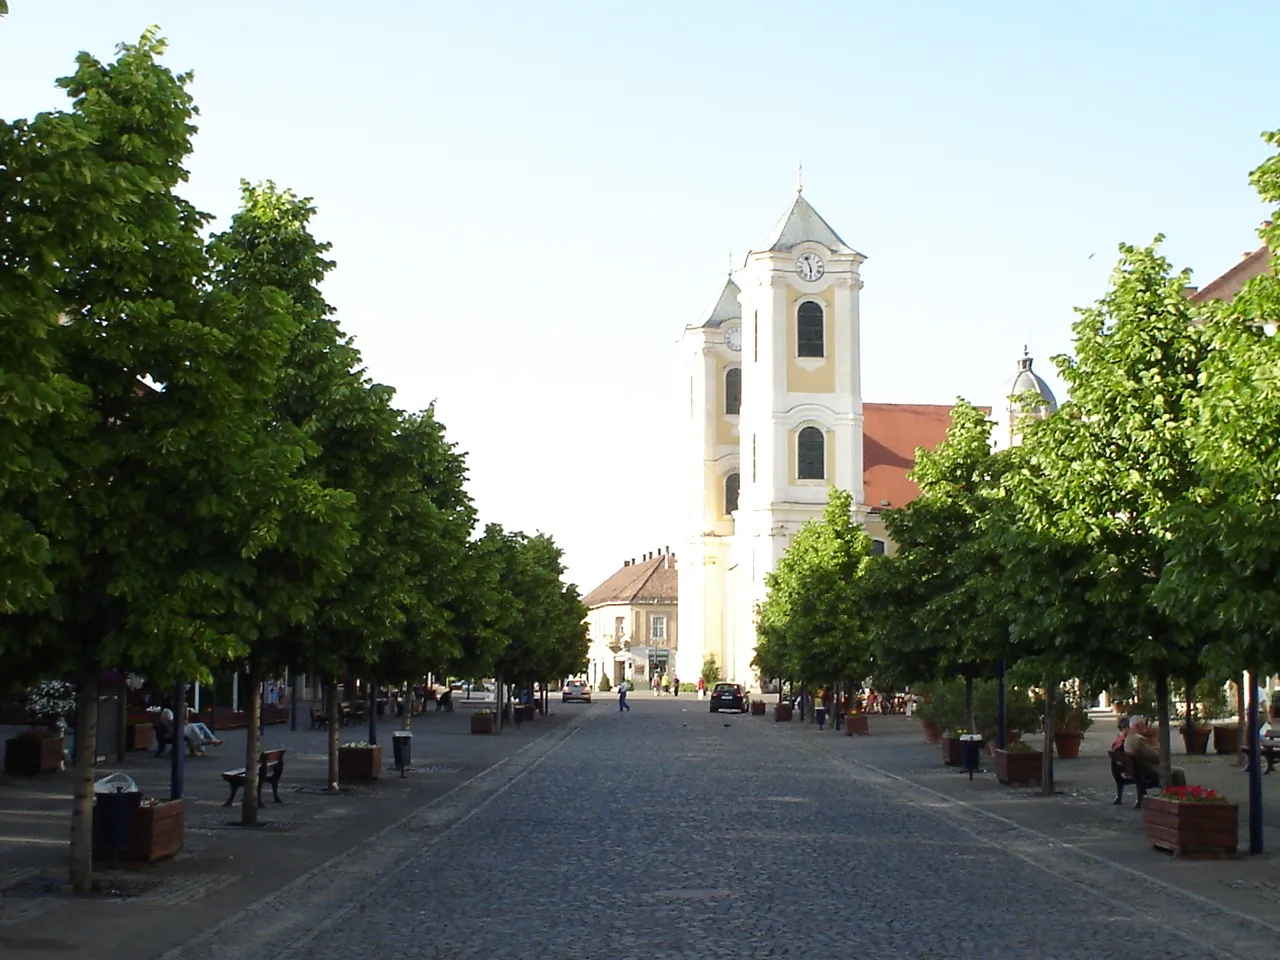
[678,187,866,687]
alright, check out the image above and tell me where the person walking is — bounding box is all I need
[697,676,706,700]
[671,675,680,698]
[618,680,630,712]
[815,689,828,731]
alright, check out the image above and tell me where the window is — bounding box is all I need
[725,472,740,515]
[797,301,824,357]
[798,426,825,480]
[725,367,741,415]
[651,614,666,642]
[870,539,886,555]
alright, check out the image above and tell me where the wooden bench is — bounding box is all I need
[222,749,286,808]
[1108,748,1159,808]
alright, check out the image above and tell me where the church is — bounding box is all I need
[674,187,1055,689]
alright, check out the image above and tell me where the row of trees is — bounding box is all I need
[755,128,1280,832]
[1,33,588,890]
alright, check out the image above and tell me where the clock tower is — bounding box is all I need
[677,188,866,687]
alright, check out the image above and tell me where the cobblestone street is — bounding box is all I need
[186,700,1240,960]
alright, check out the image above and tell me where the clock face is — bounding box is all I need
[724,326,742,351]
[795,252,825,282]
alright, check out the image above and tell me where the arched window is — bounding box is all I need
[870,539,886,555]
[797,426,825,480]
[725,367,742,416]
[797,301,824,358]
[725,472,740,515]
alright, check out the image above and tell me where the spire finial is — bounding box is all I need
[728,249,734,276]
[796,159,804,194]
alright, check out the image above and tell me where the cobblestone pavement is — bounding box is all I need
[206,701,1249,960]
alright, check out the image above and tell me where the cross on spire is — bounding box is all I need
[796,159,804,194]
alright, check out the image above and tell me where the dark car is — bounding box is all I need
[709,682,746,713]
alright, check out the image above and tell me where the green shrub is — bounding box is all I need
[700,655,722,688]
[596,675,612,693]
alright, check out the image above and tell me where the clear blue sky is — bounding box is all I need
[3,2,1276,592]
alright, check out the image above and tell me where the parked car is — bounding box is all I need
[562,680,592,703]
[709,682,746,713]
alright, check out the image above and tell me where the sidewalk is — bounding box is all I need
[768,710,1280,958]
[0,702,586,959]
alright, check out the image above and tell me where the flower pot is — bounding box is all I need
[750,700,766,716]
[1213,724,1239,755]
[774,704,793,722]
[337,744,383,780]
[995,748,1043,786]
[922,720,943,744]
[131,799,185,862]
[4,734,64,775]
[470,713,494,735]
[1053,730,1083,759]
[1180,726,1211,755]
[127,723,155,751]
[942,737,965,766]
[844,714,869,736]
[1143,796,1238,859]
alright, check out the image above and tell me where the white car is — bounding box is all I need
[562,680,592,703]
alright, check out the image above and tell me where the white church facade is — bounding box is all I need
[675,188,1056,688]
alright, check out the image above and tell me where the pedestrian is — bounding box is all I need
[815,689,827,731]
[618,680,631,712]
[697,676,706,700]
[652,674,662,696]
[671,675,680,698]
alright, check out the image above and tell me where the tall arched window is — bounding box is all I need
[797,426,825,480]
[725,472,740,515]
[797,301,824,357]
[725,367,742,415]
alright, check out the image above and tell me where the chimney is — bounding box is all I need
[623,560,630,567]
[664,545,669,555]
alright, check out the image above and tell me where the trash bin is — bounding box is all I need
[93,773,140,862]
[960,733,984,780]
[391,731,412,778]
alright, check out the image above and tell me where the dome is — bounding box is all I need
[992,350,1057,450]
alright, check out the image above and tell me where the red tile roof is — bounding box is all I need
[582,554,678,608]
[863,403,960,510]
[1188,245,1271,303]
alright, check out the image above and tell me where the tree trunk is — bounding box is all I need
[69,669,99,893]
[240,660,263,826]
[326,680,340,792]
[1041,679,1055,796]
[1155,671,1173,788]
[964,676,975,732]
[1247,666,1264,855]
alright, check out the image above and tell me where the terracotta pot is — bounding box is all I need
[470,713,495,735]
[921,720,943,744]
[1053,730,1084,759]
[942,737,964,766]
[1143,797,1238,859]
[338,744,383,780]
[4,735,64,775]
[774,704,793,722]
[126,723,155,751]
[995,748,1043,785]
[1181,726,1212,755]
[1213,724,1239,755]
[844,714,869,736]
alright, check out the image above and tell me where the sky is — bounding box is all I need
[3,1,1277,593]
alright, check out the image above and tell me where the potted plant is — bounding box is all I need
[942,730,967,767]
[844,710,869,736]
[750,699,767,716]
[131,798,186,861]
[4,728,65,775]
[337,740,383,780]
[995,740,1043,786]
[470,710,495,735]
[1053,705,1092,759]
[1143,785,1238,858]
[774,700,794,722]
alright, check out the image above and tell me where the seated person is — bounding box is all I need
[183,707,223,757]
[1110,715,1130,752]
[1124,717,1186,787]
[153,705,175,757]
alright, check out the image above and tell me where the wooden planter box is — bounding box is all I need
[198,707,248,730]
[337,744,383,780]
[1213,724,1239,755]
[844,714,869,736]
[995,748,1043,785]
[470,714,494,735]
[750,700,766,716]
[922,720,943,744]
[1143,797,1238,859]
[1053,730,1083,759]
[127,723,155,751]
[131,800,185,862]
[4,735,64,775]
[1181,726,1212,755]
[942,737,964,766]
[774,704,794,722]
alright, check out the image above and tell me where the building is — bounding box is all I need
[991,349,1058,451]
[581,549,678,689]
[676,186,1051,688]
